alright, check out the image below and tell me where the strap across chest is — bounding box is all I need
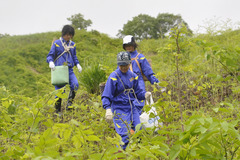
[129,53,143,75]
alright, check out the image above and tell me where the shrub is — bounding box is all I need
[80,64,107,94]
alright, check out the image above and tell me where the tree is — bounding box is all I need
[67,13,92,30]
[156,13,192,39]
[0,33,10,38]
[118,14,158,40]
[118,13,192,40]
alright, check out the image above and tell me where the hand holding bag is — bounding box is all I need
[51,65,69,86]
[140,95,163,130]
[51,38,71,86]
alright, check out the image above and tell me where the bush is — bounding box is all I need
[80,64,107,94]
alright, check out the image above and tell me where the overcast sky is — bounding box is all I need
[1,0,240,37]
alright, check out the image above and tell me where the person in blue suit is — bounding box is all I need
[122,35,164,114]
[46,25,82,113]
[102,51,151,150]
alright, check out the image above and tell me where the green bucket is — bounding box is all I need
[51,65,69,86]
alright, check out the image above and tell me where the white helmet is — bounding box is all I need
[123,35,137,50]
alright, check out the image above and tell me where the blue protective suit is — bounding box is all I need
[102,68,146,150]
[129,50,159,113]
[46,38,80,90]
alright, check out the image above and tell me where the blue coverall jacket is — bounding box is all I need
[129,50,159,112]
[46,38,80,90]
[102,68,146,150]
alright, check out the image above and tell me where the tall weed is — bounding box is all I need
[79,64,107,94]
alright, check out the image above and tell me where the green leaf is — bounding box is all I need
[198,118,205,125]
[137,145,159,159]
[213,108,219,113]
[237,76,240,82]
[205,53,211,60]
[218,107,230,113]
[155,142,170,151]
[151,148,168,158]
[198,130,219,143]
[169,144,181,160]
[179,132,190,142]
[2,100,10,108]
[220,121,228,132]
[35,102,43,108]
[228,128,240,140]
[222,102,234,109]
[3,113,13,122]
[216,75,223,81]
[82,129,94,135]
[64,129,72,140]
[207,139,222,150]
[195,126,207,134]
[85,135,100,141]
[70,119,79,126]
[226,59,235,66]
[89,153,103,160]
[149,112,155,119]
[135,123,142,133]
[199,142,211,153]
[42,128,52,139]
[205,118,213,124]
[72,135,84,148]
[190,147,196,156]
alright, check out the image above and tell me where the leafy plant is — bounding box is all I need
[79,64,107,94]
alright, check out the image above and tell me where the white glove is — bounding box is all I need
[49,61,55,71]
[77,64,82,73]
[105,108,113,123]
[145,91,152,99]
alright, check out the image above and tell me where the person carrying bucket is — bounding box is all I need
[101,51,152,150]
[46,25,82,114]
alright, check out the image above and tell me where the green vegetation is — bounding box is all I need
[67,13,93,30]
[118,13,191,40]
[79,64,107,94]
[1,24,240,159]
[0,29,121,97]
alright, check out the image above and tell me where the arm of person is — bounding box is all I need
[71,42,80,66]
[140,56,159,84]
[102,73,118,122]
[132,75,146,100]
[46,41,57,63]
[101,73,117,109]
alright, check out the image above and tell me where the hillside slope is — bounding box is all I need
[0,30,122,97]
[0,29,240,98]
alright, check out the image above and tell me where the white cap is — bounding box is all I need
[123,35,133,44]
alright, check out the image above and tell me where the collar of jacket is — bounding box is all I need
[130,50,138,57]
[117,68,130,76]
[60,37,71,45]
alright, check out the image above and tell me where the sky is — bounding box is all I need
[1,0,240,38]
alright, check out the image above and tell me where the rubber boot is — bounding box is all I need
[66,90,76,110]
[55,98,62,113]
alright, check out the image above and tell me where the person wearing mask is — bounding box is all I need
[46,25,82,113]
[102,51,152,150]
[122,35,163,114]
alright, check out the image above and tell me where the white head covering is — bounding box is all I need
[123,35,133,44]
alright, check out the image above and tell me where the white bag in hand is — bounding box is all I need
[140,95,163,129]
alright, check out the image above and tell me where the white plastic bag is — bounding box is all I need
[140,95,163,129]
